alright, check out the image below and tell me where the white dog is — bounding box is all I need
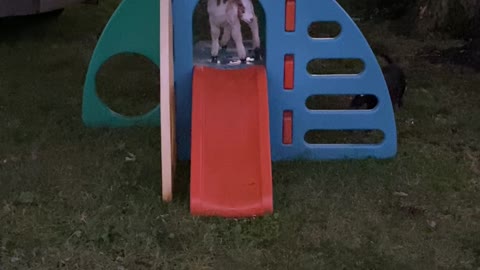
[207,0,262,63]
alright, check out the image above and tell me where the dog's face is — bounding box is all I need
[235,0,255,24]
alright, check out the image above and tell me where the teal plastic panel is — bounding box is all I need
[82,0,160,127]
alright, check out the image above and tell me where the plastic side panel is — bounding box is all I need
[265,0,397,160]
[82,0,160,127]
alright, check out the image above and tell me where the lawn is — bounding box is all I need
[1,1,480,269]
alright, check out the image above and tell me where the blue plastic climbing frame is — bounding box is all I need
[172,0,397,160]
[82,0,397,160]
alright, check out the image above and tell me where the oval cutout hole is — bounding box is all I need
[306,95,379,110]
[96,53,159,117]
[305,130,384,144]
[307,59,365,75]
[308,21,341,38]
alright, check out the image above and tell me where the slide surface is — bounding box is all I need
[190,65,273,217]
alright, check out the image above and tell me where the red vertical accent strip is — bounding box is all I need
[284,55,294,90]
[285,0,296,32]
[283,110,293,145]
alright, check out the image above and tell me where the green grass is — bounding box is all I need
[1,1,480,269]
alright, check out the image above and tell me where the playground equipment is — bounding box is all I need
[82,0,397,217]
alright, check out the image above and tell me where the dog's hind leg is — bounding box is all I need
[230,21,247,62]
[247,16,262,60]
[209,19,221,63]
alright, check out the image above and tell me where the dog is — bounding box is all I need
[207,0,262,63]
[350,53,406,110]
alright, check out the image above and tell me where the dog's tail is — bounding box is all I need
[378,53,394,64]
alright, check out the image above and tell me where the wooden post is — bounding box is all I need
[160,0,176,202]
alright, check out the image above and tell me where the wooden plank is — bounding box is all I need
[160,0,176,202]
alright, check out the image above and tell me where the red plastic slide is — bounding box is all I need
[190,65,273,218]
